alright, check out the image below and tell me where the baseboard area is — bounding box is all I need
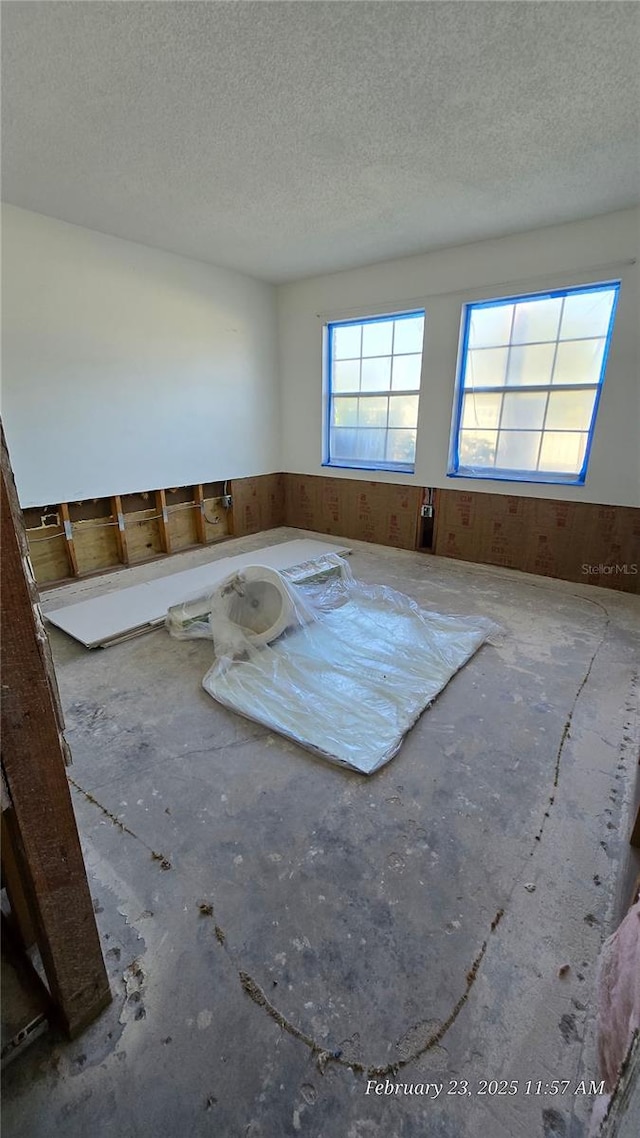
[22,472,639,594]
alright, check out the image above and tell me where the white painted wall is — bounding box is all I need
[1,205,280,507]
[277,208,640,507]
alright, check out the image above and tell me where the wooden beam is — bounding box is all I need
[58,502,80,577]
[1,808,38,950]
[111,495,129,566]
[193,485,207,545]
[1,424,111,1037]
[155,489,172,554]
[630,802,640,848]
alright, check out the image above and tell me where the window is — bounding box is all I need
[449,283,619,484]
[325,311,425,473]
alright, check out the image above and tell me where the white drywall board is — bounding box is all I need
[277,208,640,507]
[45,539,351,648]
[1,205,280,507]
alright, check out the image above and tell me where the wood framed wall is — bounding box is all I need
[24,482,231,587]
[20,472,639,594]
[1,424,112,1037]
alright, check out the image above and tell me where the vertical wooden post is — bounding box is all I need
[193,484,207,545]
[58,501,79,577]
[1,808,38,950]
[155,489,172,554]
[111,495,129,566]
[1,425,111,1037]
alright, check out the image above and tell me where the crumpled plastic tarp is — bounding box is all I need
[167,554,498,775]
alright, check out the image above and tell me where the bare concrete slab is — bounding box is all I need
[3,528,639,1138]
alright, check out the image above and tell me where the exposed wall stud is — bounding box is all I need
[193,484,207,545]
[111,495,129,566]
[155,489,172,554]
[59,502,79,577]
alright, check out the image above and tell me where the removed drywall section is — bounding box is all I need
[435,489,640,593]
[1,205,280,507]
[24,484,231,586]
[277,208,639,507]
[284,473,421,550]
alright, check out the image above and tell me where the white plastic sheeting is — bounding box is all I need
[167,555,498,775]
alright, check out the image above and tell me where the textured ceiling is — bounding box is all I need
[2,1,639,283]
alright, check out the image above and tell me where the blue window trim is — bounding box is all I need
[324,310,424,474]
[448,281,621,486]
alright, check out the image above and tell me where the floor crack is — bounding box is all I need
[530,614,610,853]
[238,909,504,1077]
[68,776,172,870]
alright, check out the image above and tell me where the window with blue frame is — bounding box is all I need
[449,283,620,485]
[325,311,425,473]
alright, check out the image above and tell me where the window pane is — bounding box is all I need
[559,289,615,341]
[506,343,555,386]
[330,427,358,460]
[461,391,502,429]
[333,324,361,359]
[331,397,358,427]
[468,305,513,348]
[459,429,498,467]
[511,297,562,344]
[545,388,596,431]
[361,356,391,392]
[538,431,587,473]
[552,339,605,385]
[393,316,424,354]
[333,359,360,392]
[362,320,393,357]
[388,394,419,428]
[466,348,508,387]
[391,354,422,390]
[354,429,386,462]
[496,431,542,470]
[501,391,547,430]
[358,396,388,427]
[386,429,416,465]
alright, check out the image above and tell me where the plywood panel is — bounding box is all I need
[124,508,164,563]
[231,473,286,536]
[284,474,421,550]
[166,503,199,551]
[435,489,640,594]
[73,517,121,575]
[27,525,71,584]
[202,497,230,543]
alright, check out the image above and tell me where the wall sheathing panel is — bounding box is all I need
[231,474,286,537]
[435,489,639,593]
[283,473,422,550]
[24,473,638,594]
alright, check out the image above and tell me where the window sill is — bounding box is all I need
[447,468,586,487]
[323,461,416,475]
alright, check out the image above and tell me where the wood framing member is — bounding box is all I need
[111,495,129,566]
[1,425,112,1037]
[58,501,79,577]
[155,488,172,554]
[1,807,38,950]
[193,484,207,545]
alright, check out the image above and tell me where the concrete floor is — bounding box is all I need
[3,528,639,1138]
